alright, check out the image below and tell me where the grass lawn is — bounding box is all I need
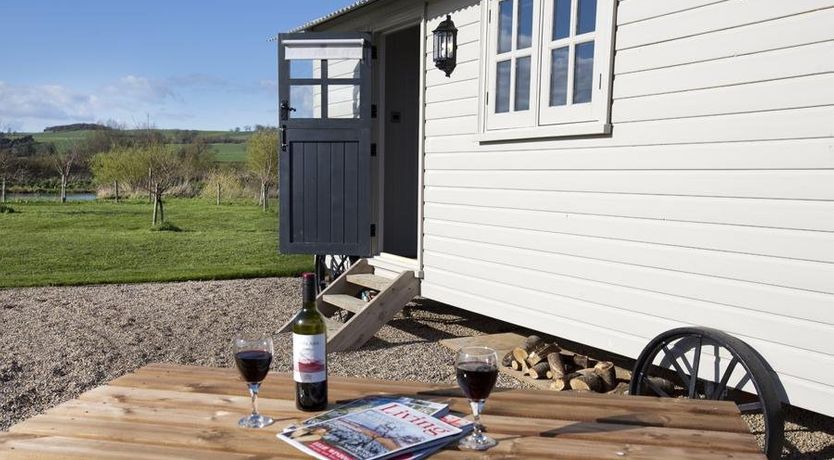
[0,199,311,288]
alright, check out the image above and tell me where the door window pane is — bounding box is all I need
[327,85,361,119]
[498,0,513,53]
[496,60,511,113]
[573,41,595,103]
[576,0,597,35]
[553,0,571,40]
[289,60,322,79]
[290,85,322,118]
[328,59,361,79]
[514,56,531,111]
[516,0,534,49]
[549,47,569,106]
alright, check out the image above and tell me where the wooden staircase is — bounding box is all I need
[278,259,419,352]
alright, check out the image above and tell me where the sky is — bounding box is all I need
[0,0,355,133]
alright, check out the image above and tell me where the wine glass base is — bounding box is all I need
[238,414,273,429]
[458,433,498,451]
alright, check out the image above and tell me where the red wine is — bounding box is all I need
[456,362,498,401]
[235,350,272,383]
[292,273,328,411]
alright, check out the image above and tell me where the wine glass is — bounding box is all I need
[455,346,499,450]
[232,334,274,428]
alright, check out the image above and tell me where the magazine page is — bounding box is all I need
[284,395,449,432]
[391,414,474,460]
[277,403,461,460]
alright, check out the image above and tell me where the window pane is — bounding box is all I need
[514,56,531,111]
[549,47,569,106]
[498,0,513,53]
[553,0,571,40]
[576,0,597,35]
[327,85,360,119]
[573,41,595,104]
[328,59,360,79]
[496,60,511,113]
[289,60,322,79]
[290,85,321,118]
[516,0,534,49]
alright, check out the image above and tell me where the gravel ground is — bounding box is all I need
[1,277,832,459]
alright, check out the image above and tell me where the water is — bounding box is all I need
[4,192,97,202]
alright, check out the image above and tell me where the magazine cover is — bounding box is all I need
[277,403,461,460]
[391,413,474,460]
[284,395,449,432]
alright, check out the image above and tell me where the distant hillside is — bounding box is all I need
[44,123,111,133]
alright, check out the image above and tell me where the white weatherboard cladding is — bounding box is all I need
[420,0,834,417]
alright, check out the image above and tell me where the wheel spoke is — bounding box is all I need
[688,336,702,399]
[737,401,763,414]
[710,356,738,400]
[662,344,691,390]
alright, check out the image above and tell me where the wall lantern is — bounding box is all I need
[432,15,458,77]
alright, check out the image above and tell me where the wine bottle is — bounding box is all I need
[292,273,328,411]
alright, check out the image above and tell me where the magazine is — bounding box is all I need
[277,402,462,460]
[391,413,474,460]
[284,395,449,432]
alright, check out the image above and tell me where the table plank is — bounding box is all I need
[6,364,765,460]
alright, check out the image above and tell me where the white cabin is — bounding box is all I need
[277,0,834,418]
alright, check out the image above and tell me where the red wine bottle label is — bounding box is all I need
[293,333,326,383]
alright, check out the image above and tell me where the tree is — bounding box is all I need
[0,149,15,203]
[92,143,187,225]
[49,142,88,203]
[246,129,278,211]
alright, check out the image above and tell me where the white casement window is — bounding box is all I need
[484,0,615,137]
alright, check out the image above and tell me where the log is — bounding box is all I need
[572,354,597,369]
[569,369,605,392]
[512,347,529,365]
[523,335,542,351]
[528,362,550,379]
[526,343,559,367]
[501,352,514,368]
[593,361,616,392]
[551,377,570,391]
[546,351,567,380]
[646,376,676,396]
[510,360,521,371]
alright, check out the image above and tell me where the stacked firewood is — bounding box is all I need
[502,335,617,393]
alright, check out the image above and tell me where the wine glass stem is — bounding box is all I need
[470,400,485,438]
[249,383,261,416]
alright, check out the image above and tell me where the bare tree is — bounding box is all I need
[0,150,15,203]
[246,129,278,211]
[49,143,87,203]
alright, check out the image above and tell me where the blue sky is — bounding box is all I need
[0,1,354,132]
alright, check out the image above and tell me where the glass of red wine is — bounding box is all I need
[455,346,499,450]
[233,334,274,428]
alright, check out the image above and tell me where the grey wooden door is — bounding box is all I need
[278,32,373,256]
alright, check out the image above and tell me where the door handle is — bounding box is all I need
[280,100,296,121]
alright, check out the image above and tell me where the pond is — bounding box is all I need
[4,192,98,202]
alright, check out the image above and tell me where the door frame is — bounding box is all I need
[373,15,426,273]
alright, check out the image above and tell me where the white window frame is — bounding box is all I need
[481,0,616,140]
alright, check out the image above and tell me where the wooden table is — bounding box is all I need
[1,363,765,459]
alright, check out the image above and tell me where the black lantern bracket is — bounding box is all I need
[432,15,458,77]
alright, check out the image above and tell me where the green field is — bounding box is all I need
[211,143,247,162]
[0,199,311,288]
[24,129,252,163]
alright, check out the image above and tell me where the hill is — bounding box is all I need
[43,123,111,133]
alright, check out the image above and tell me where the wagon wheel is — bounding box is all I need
[313,254,359,293]
[629,327,784,459]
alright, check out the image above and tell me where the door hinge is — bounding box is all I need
[370,143,377,157]
[372,46,378,59]
[370,224,376,237]
[488,9,492,23]
[371,104,378,118]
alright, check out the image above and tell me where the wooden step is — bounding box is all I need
[322,294,367,314]
[323,316,344,338]
[346,273,393,291]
